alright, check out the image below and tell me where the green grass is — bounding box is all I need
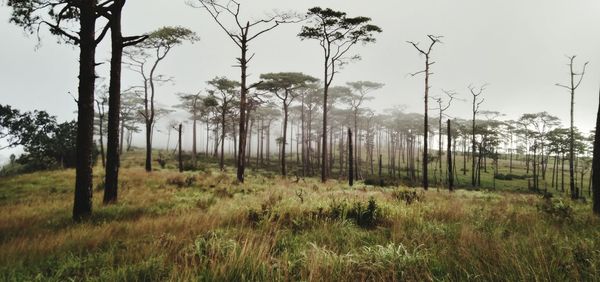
[0,150,599,281]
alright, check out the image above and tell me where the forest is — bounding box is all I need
[1,0,600,281]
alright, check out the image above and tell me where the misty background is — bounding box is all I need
[1,0,599,164]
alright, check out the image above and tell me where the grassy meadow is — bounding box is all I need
[1,151,600,281]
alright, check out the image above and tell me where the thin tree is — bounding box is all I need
[175,123,183,172]
[95,93,107,168]
[299,8,381,182]
[348,127,354,186]
[191,0,299,183]
[257,72,318,176]
[125,26,198,172]
[432,89,456,185]
[447,119,454,191]
[207,77,240,170]
[556,55,588,199]
[175,91,203,167]
[344,81,384,180]
[469,84,486,187]
[408,35,442,190]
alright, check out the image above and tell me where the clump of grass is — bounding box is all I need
[166,174,196,188]
[537,197,573,221]
[391,188,424,205]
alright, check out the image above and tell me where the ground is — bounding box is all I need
[0,152,599,281]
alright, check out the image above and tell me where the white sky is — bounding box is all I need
[1,0,600,162]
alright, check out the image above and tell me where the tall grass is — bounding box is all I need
[0,153,599,281]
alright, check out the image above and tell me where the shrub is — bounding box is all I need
[392,189,423,205]
[537,198,573,221]
[166,174,196,188]
[347,197,380,228]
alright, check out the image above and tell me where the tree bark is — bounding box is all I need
[592,88,600,214]
[447,120,454,191]
[178,124,183,172]
[73,0,97,221]
[348,128,353,186]
[103,0,125,205]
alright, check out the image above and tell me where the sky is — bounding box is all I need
[1,0,600,163]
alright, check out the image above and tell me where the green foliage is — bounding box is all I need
[142,26,199,49]
[299,7,382,44]
[537,198,573,221]
[0,104,97,174]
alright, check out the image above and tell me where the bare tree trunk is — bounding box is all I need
[447,120,454,191]
[281,104,289,176]
[348,128,353,186]
[178,124,183,172]
[73,0,97,220]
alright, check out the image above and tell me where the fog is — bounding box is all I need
[1,0,600,162]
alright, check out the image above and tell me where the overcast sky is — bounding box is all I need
[1,0,600,162]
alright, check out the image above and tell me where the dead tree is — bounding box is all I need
[191,0,299,183]
[556,55,588,199]
[408,35,442,190]
[447,119,454,191]
[175,123,183,172]
[469,84,486,187]
[432,89,456,186]
[348,128,354,187]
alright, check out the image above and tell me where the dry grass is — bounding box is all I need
[0,155,600,281]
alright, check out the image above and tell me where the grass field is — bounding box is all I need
[1,151,599,281]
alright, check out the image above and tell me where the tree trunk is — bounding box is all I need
[281,104,289,176]
[592,88,600,214]
[73,0,97,221]
[178,124,183,172]
[236,31,249,182]
[348,128,353,186]
[423,56,429,190]
[103,0,125,205]
[447,120,454,191]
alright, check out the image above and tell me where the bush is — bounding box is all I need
[494,173,528,180]
[537,198,573,221]
[166,174,196,188]
[347,197,380,228]
[392,189,423,205]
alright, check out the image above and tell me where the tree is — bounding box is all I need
[299,7,381,182]
[592,88,600,215]
[191,0,299,183]
[125,26,198,172]
[207,77,240,170]
[447,119,454,191]
[469,84,486,187]
[408,35,442,190]
[6,0,113,220]
[348,127,353,186]
[343,81,384,180]
[0,104,88,172]
[175,91,204,167]
[258,72,318,176]
[432,89,456,185]
[556,55,588,199]
[102,0,148,205]
[95,91,108,168]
